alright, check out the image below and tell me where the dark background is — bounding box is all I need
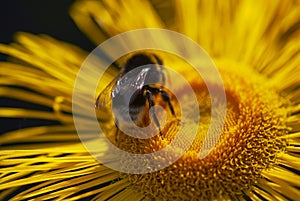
[0,0,94,50]
[0,0,95,134]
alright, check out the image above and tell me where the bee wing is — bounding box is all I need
[96,67,152,108]
[95,77,119,109]
[117,67,152,96]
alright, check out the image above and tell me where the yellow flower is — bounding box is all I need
[1,0,300,200]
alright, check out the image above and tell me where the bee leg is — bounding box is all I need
[145,89,164,139]
[159,89,175,116]
[115,128,120,143]
[114,118,119,142]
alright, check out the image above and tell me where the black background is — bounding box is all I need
[0,1,95,134]
[0,0,94,49]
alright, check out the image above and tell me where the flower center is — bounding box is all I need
[111,59,288,200]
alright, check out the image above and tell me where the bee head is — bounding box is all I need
[122,53,162,74]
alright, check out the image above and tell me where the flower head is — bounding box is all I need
[1,1,300,200]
